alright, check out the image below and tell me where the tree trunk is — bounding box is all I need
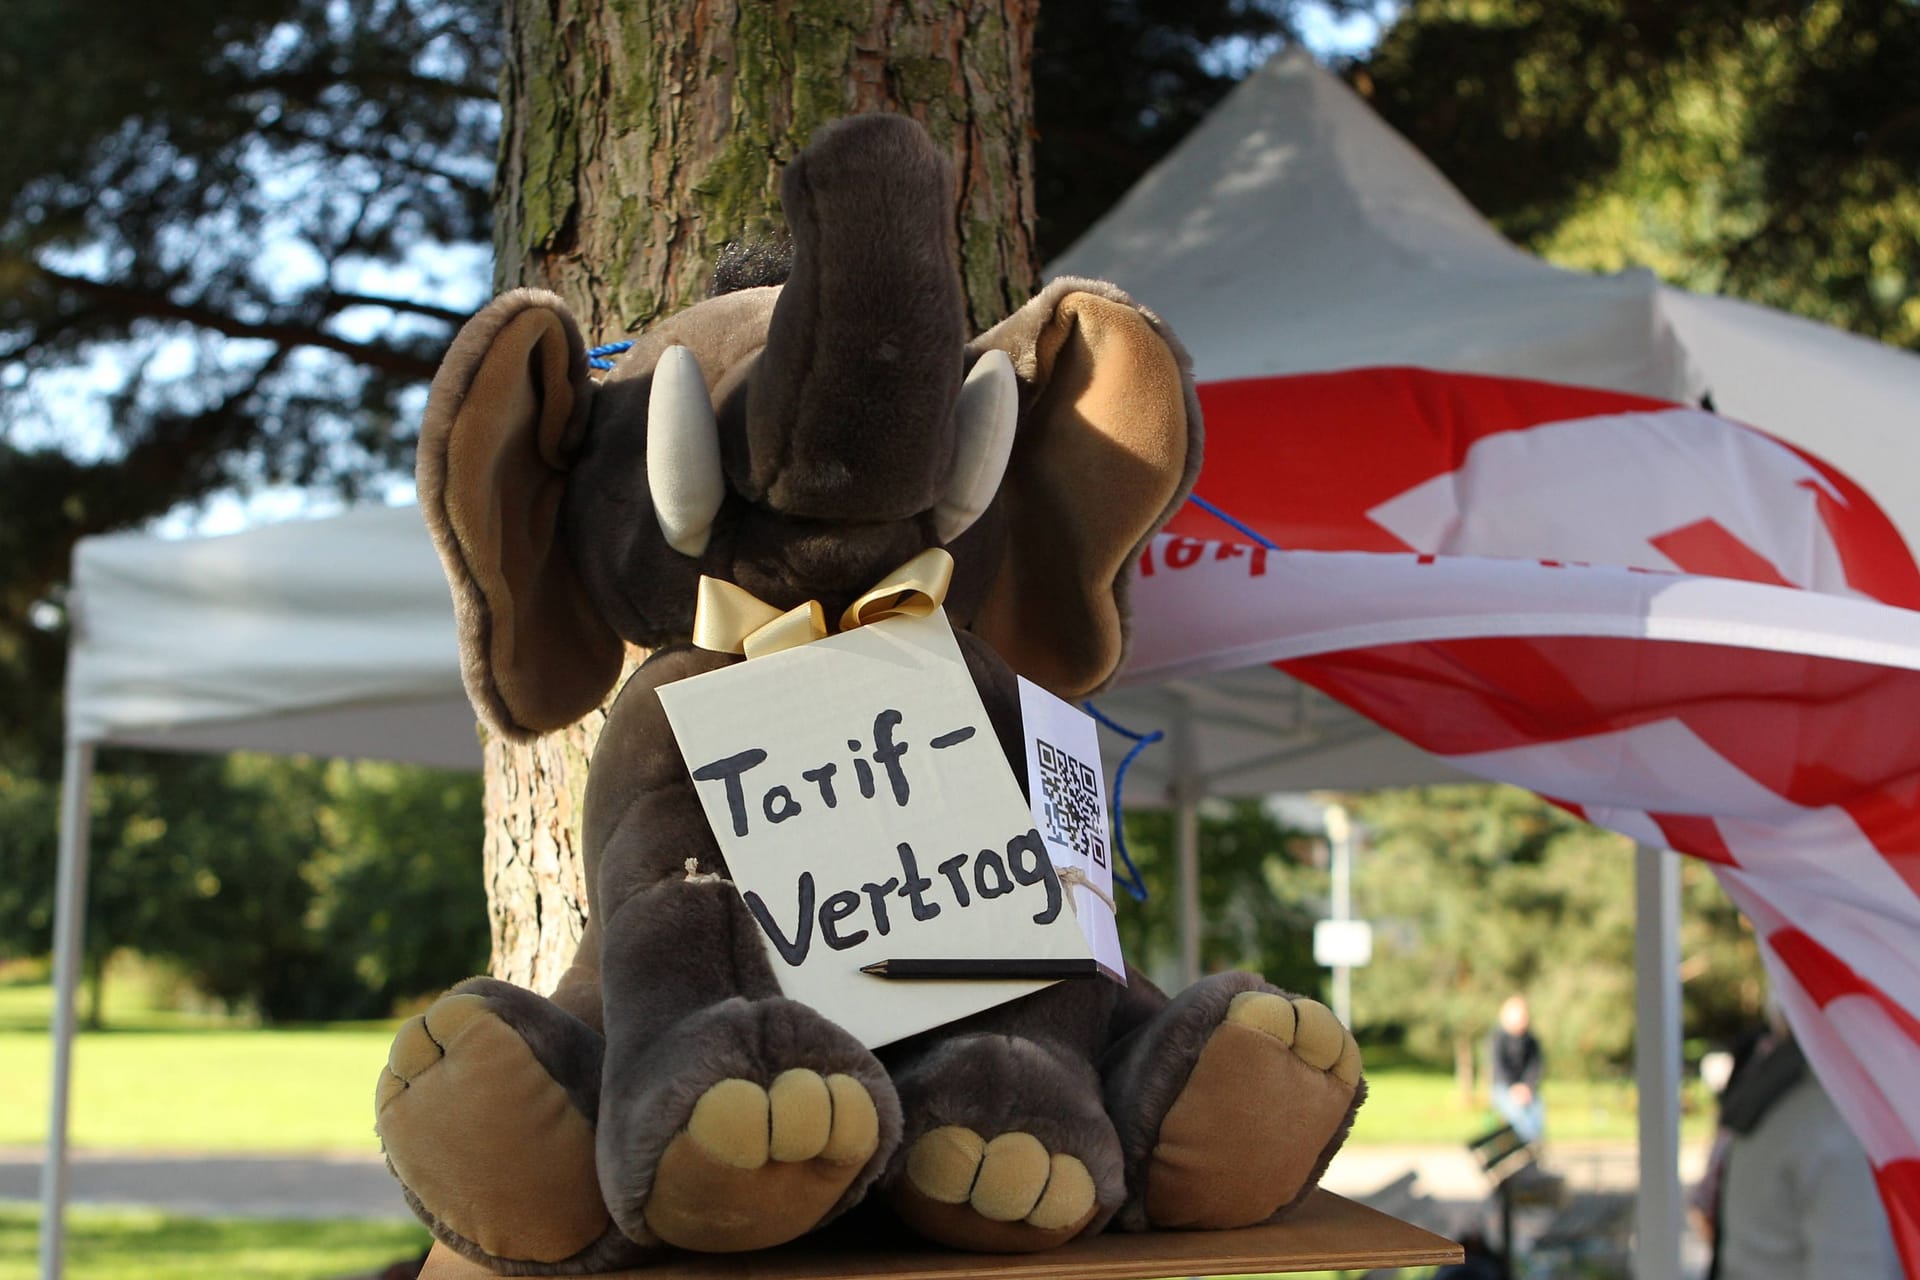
[483,0,1039,993]
[1455,1032,1477,1104]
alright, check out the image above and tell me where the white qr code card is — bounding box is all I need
[1016,677,1126,984]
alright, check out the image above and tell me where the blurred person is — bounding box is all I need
[1488,994,1544,1144]
[1704,1007,1900,1279]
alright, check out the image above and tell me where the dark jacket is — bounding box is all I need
[1489,1028,1543,1093]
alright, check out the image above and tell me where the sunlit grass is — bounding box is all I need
[1346,1063,1715,1146]
[1,971,397,1154]
[0,1205,429,1280]
[2,972,1705,1155]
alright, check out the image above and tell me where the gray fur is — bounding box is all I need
[394,113,1353,1270]
[746,114,966,521]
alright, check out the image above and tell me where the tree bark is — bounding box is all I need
[483,0,1039,993]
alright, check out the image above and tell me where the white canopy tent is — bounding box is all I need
[40,51,1920,1280]
[40,505,476,1278]
[1054,50,1920,1280]
[65,503,477,769]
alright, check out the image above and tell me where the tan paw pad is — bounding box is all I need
[1226,990,1297,1042]
[905,1125,987,1203]
[820,1073,880,1165]
[1226,992,1362,1086]
[972,1132,1051,1221]
[768,1069,832,1162]
[686,1078,772,1169]
[1290,998,1349,1072]
[1027,1153,1098,1230]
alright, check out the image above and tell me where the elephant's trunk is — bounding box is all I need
[744,114,966,522]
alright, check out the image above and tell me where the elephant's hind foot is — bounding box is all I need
[1107,973,1364,1232]
[886,1033,1124,1252]
[376,980,645,1275]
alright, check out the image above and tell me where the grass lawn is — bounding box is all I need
[3,974,1706,1154]
[0,1206,429,1280]
[1346,1060,1716,1146]
[0,977,398,1154]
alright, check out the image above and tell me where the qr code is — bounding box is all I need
[1037,739,1107,869]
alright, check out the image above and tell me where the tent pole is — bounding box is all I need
[1170,697,1201,989]
[1633,842,1683,1280]
[40,739,95,1280]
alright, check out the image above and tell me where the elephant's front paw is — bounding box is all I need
[1133,985,1363,1231]
[644,1070,882,1250]
[599,998,899,1254]
[885,1034,1122,1252]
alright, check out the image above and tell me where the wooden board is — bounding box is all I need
[418,1190,1462,1279]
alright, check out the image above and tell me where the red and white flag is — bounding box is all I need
[1126,367,1920,1268]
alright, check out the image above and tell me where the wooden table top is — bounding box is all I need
[418,1190,1463,1279]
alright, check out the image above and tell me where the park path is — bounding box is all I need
[0,1139,1706,1219]
[0,1147,412,1220]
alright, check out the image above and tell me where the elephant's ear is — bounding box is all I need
[968,278,1202,698]
[417,288,623,740]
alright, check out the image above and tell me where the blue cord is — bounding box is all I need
[587,339,634,371]
[1079,700,1157,902]
[1068,495,1275,904]
[1185,492,1281,551]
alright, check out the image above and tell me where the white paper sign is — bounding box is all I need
[656,609,1093,1049]
[1017,678,1127,984]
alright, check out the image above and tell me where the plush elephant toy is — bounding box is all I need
[376,114,1363,1275]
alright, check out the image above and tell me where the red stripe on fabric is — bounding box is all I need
[1168,369,1678,553]
[1649,519,1795,588]
[1780,454,1920,609]
[1651,813,1738,865]
[1172,369,1920,611]
[1769,929,1920,1045]
[1279,637,1920,886]
[1764,933,1920,1272]
[1873,1161,1920,1280]
[1771,929,1867,1007]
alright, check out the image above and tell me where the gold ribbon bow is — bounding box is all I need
[692,547,955,660]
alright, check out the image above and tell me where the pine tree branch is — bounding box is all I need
[30,267,440,380]
[321,290,470,326]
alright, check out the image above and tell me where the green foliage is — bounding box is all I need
[0,1206,429,1280]
[1363,0,1920,349]
[1112,799,1327,997]
[1343,784,1766,1075]
[310,759,492,1008]
[1347,785,1637,1071]
[0,0,498,773]
[0,751,486,1024]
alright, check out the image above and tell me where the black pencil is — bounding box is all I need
[859,958,1104,980]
